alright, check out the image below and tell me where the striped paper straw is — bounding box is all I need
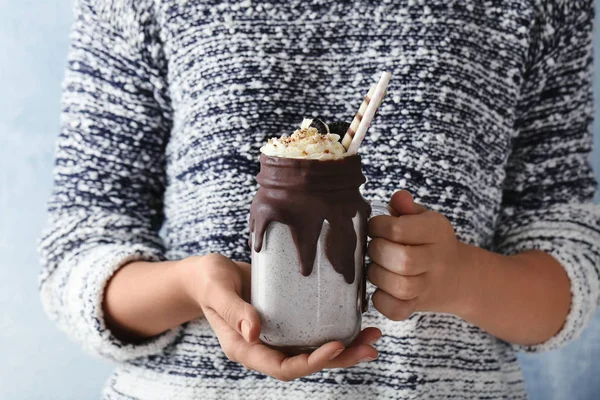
[346,71,391,155]
[341,85,376,150]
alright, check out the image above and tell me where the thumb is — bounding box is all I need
[206,283,261,343]
[389,190,427,215]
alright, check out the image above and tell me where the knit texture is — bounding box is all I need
[39,0,600,398]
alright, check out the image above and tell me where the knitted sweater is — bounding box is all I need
[40,0,600,398]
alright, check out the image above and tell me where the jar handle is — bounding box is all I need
[359,200,395,313]
[369,200,394,218]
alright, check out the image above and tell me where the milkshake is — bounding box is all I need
[249,71,392,354]
[249,119,371,354]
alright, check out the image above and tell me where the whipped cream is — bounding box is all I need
[260,122,347,160]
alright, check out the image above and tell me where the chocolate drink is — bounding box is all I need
[249,153,371,354]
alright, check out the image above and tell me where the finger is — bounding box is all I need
[234,261,252,301]
[203,307,252,362]
[326,328,382,368]
[389,190,427,215]
[367,263,427,300]
[204,284,261,342]
[372,288,417,321]
[351,326,383,346]
[369,211,446,245]
[326,344,378,368]
[368,239,431,275]
[239,340,345,382]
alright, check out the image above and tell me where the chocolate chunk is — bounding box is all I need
[328,121,351,136]
[309,118,329,135]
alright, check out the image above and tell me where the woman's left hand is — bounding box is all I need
[367,190,467,320]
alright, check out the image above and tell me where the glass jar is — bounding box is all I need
[249,154,371,354]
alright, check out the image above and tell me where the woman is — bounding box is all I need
[40,0,599,398]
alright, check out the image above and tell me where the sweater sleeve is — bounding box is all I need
[493,1,600,353]
[38,0,181,362]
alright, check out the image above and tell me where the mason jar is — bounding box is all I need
[249,154,388,354]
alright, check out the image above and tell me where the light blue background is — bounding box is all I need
[0,1,599,399]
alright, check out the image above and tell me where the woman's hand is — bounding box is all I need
[367,191,572,346]
[183,253,382,382]
[367,191,466,320]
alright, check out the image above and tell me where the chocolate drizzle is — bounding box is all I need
[249,154,371,284]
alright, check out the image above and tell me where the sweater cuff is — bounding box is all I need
[496,227,600,353]
[44,243,183,362]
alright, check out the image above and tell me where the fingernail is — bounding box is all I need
[241,320,251,342]
[367,337,380,346]
[359,356,376,363]
[328,348,344,360]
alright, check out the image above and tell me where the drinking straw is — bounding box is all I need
[346,71,391,155]
[341,85,376,150]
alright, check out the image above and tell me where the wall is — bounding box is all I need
[0,1,598,399]
[0,1,112,399]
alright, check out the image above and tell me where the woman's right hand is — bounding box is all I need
[183,253,381,382]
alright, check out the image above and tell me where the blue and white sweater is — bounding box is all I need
[40,0,600,398]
